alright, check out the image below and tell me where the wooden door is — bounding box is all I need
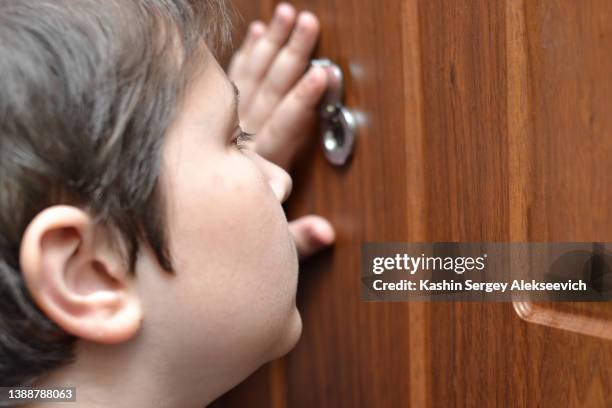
[213,0,612,406]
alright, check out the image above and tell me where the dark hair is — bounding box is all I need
[0,0,231,386]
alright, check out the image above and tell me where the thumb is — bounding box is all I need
[288,215,335,261]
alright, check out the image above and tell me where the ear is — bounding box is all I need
[19,205,142,344]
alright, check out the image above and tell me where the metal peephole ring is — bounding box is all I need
[311,58,357,166]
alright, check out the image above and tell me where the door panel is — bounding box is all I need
[213,0,612,406]
[508,0,612,342]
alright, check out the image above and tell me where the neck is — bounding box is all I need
[26,337,224,408]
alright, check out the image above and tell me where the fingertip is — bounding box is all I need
[249,20,266,36]
[275,2,297,24]
[313,219,336,245]
[301,215,335,245]
[268,3,297,44]
[308,65,328,85]
[300,65,328,101]
[289,216,335,260]
[297,11,320,34]
[242,21,266,51]
[290,66,328,107]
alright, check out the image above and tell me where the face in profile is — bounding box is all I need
[16,10,305,399]
[133,47,302,389]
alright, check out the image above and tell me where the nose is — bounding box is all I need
[250,152,293,203]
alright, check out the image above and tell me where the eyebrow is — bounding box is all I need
[230,80,240,126]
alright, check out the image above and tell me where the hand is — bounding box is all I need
[228,3,335,260]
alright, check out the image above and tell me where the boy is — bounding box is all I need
[0,1,334,406]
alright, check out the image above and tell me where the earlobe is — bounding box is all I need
[19,205,143,344]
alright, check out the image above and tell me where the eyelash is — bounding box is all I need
[233,127,256,150]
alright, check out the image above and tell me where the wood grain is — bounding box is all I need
[212,0,612,406]
[508,0,612,342]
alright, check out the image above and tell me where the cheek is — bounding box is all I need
[163,151,299,360]
[172,153,288,264]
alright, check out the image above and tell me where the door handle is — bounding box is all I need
[311,58,357,166]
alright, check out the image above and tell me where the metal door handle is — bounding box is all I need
[311,58,357,166]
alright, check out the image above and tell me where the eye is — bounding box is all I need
[232,126,256,150]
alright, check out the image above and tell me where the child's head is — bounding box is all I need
[1,0,301,398]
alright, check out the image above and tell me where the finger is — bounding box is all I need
[228,20,266,80]
[242,11,320,131]
[255,65,328,169]
[241,20,267,54]
[288,215,336,261]
[237,3,296,110]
